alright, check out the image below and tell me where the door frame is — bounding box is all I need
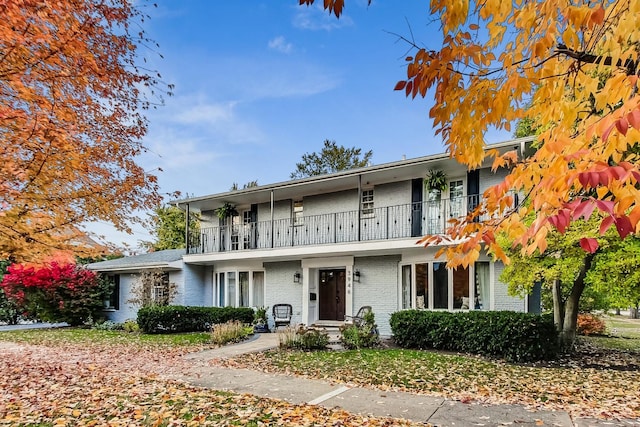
[301,256,355,325]
[318,268,346,321]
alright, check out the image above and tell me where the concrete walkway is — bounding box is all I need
[181,333,638,427]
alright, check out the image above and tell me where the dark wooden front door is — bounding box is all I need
[319,269,346,321]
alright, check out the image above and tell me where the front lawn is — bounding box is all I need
[220,341,640,419]
[0,328,423,426]
[0,327,213,348]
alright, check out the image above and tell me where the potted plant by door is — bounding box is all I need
[253,306,270,333]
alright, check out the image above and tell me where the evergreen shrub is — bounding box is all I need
[389,310,558,362]
[137,305,254,333]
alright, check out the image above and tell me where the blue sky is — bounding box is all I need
[89,1,513,251]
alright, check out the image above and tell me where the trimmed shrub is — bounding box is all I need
[576,314,606,336]
[137,305,254,334]
[389,310,559,362]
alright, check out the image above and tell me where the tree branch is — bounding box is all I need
[556,44,638,75]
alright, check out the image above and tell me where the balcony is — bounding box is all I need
[188,195,484,255]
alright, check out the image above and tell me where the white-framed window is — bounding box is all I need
[242,210,252,249]
[151,273,171,305]
[361,189,374,217]
[401,262,480,310]
[293,200,303,225]
[214,269,265,308]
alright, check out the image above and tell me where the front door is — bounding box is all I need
[319,269,346,321]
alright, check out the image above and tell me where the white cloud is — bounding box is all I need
[293,4,354,31]
[173,101,236,125]
[268,36,294,54]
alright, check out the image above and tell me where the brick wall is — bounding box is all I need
[104,273,137,323]
[263,261,304,328]
[353,255,400,335]
[493,261,525,311]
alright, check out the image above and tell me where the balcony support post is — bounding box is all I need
[185,203,190,255]
[270,190,274,248]
[357,175,362,242]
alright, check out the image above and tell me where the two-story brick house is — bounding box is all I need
[89,137,537,334]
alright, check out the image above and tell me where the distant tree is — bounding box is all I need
[290,140,373,179]
[144,205,200,251]
[230,181,259,191]
[587,237,640,319]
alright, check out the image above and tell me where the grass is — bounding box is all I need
[579,314,640,351]
[0,327,212,347]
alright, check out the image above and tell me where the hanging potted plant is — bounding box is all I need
[215,202,238,221]
[425,169,448,193]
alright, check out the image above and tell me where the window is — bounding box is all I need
[242,210,253,249]
[401,262,478,311]
[227,272,236,307]
[152,273,171,305]
[252,271,264,307]
[453,266,470,309]
[215,269,265,308]
[475,262,490,310]
[448,179,465,218]
[293,200,303,225]
[401,265,412,309]
[231,215,241,251]
[239,272,250,307]
[216,272,225,307]
[433,262,448,309]
[361,189,374,217]
[416,263,428,309]
[105,274,120,310]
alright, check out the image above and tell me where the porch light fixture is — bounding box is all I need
[353,269,361,282]
[293,272,302,284]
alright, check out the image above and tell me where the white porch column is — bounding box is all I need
[302,266,309,325]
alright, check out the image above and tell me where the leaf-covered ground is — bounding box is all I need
[216,341,640,421]
[0,332,426,426]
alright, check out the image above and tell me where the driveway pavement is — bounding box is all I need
[0,322,68,331]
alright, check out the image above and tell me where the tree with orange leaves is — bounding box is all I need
[303,0,640,346]
[0,0,169,262]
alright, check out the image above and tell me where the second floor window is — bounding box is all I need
[293,200,303,225]
[361,189,374,217]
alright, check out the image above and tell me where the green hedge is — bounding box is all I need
[389,310,558,362]
[137,305,254,334]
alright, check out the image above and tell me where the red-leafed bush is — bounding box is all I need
[0,262,109,326]
[576,314,607,336]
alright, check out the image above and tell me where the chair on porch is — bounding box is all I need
[344,305,372,327]
[272,304,293,328]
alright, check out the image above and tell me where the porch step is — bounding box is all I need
[309,322,343,348]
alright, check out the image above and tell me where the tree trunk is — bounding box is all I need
[552,279,565,332]
[615,308,621,315]
[631,307,639,319]
[558,253,596,350]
